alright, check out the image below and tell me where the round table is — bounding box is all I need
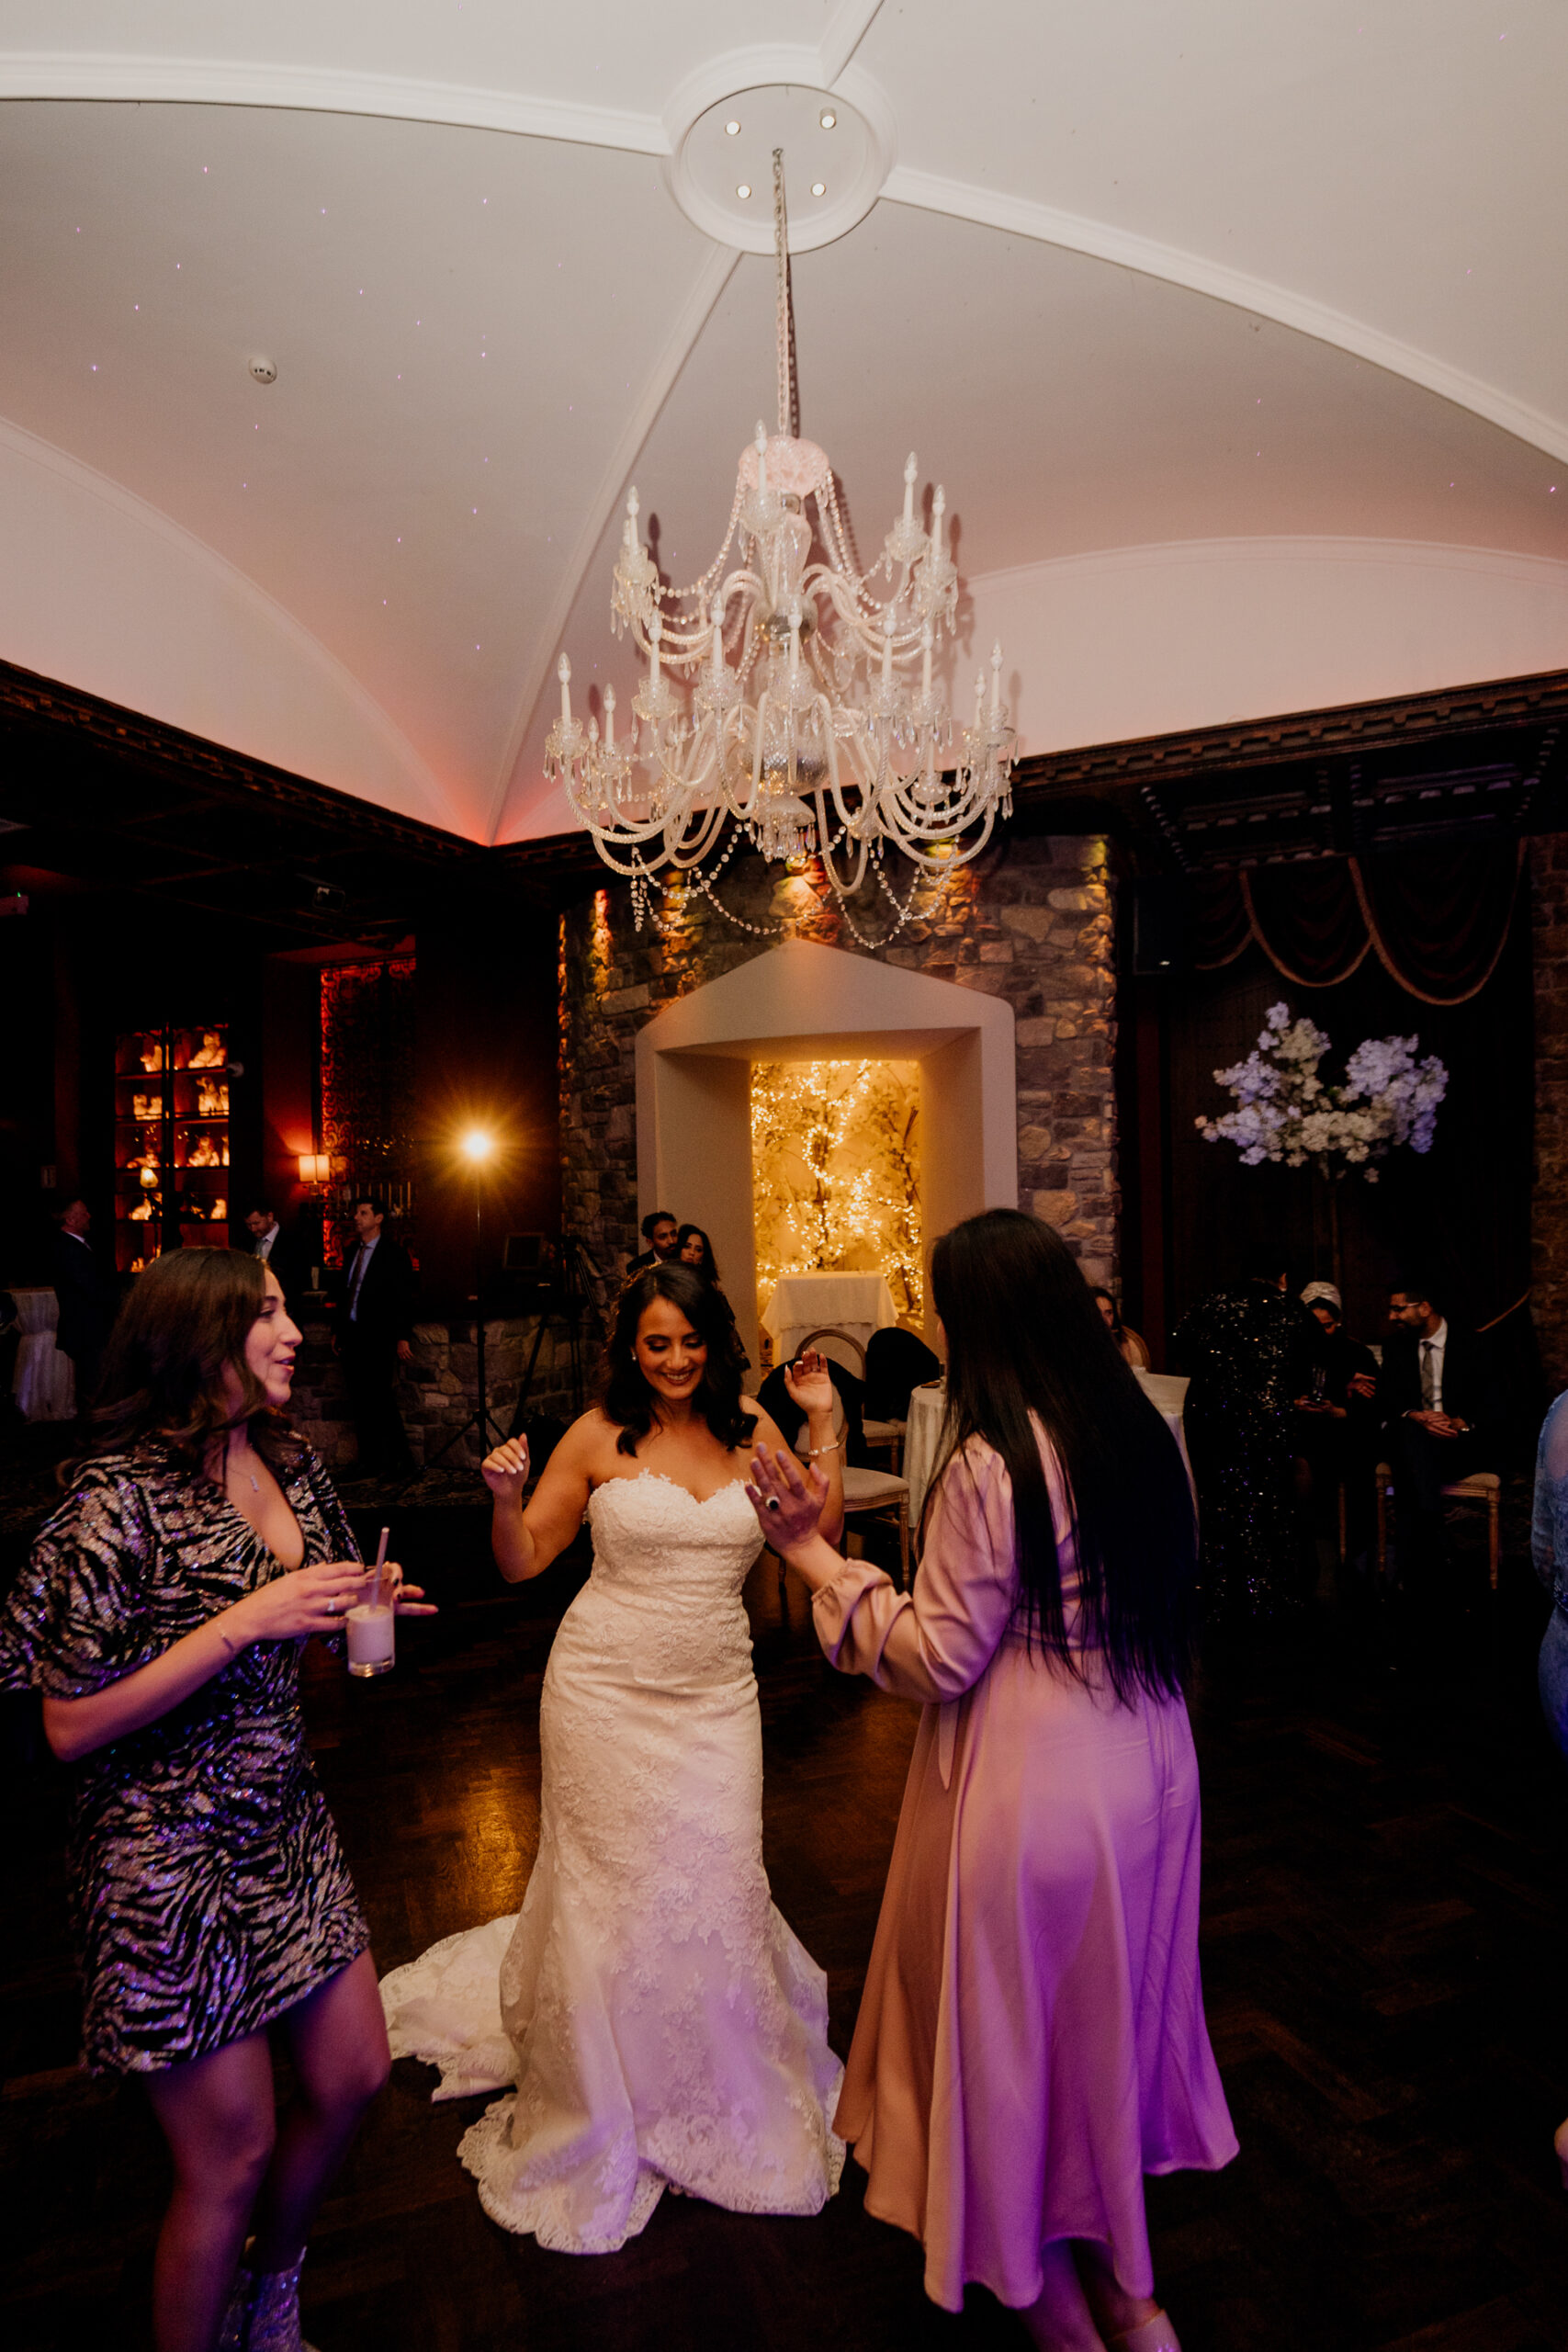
[904,1370,1191,1524]
[760,1272,900,1372]
[10,1286,75,1421]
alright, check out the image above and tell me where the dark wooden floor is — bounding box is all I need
[5,1472,1568,2351]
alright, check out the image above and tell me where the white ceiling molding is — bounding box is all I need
[0,408,453,823]
[0,51,671,154]
[820,0,888,87]
[883,165,1568,469]
[964,533,1568,599]
[482,242,743,843]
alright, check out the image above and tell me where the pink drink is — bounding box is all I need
[346,1601,395,1677]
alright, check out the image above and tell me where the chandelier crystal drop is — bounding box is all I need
[546,150,1019,938]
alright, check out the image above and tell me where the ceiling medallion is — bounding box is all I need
[546,151,1018,948]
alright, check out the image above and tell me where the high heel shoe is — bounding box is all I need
[1106,2314,1182,2352]
[244,2250,321,2352]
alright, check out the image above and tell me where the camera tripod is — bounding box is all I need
[508,1231,609,1438]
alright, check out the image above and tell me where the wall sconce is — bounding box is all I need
[298,1153,331,1184]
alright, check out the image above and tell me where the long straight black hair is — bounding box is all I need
[927,1208,1196,1700]
[601,1262,750,1457]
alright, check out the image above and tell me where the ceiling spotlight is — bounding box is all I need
[736,182,751,199]
[819,109,836,130]
[811,181,826,197]
[725,119,740,135]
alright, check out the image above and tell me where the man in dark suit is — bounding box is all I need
[1378,1279,1502,1579]
[49,1198,118,1412]
[337,1195,417,1476]
[242,1204,310,1306]
[626,1208,680,1276]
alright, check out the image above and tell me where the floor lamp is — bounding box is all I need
[427,1127,509,1466]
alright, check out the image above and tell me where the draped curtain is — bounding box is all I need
[1190,840,1524,1005]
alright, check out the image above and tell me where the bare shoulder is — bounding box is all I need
[742,1400,789,1457]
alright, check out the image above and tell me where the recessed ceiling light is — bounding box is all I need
[725,119,740,136]
[736,182,751,199]
[819,109,837,130]
[811,181,826,198]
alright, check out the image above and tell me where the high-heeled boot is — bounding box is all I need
[1106,2314,1182,2352]
[217,2255,253,2352]
[244,2250,321,2352]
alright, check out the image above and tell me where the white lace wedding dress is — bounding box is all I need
[379,1470,845,2252]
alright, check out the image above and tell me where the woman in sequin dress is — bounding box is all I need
[1174,1269,1315,1623]
[0,1249,432,2352]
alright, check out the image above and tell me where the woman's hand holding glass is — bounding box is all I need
[228,1560,434,1645]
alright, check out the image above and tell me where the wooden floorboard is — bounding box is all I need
[4,1475,1568,2349]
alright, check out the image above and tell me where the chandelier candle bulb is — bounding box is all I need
[558,653,572,728]
[990,642,1004,725]
[604,684,615,747]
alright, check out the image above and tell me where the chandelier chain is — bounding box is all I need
[773,149,797,443]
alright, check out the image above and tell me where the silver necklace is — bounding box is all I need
[227,1436,260,1496]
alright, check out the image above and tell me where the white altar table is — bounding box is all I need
[760,1272,899,1372]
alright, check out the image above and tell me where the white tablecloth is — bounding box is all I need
[902,1380,948,1522]
[760,1272,899,1371]
[10,1285,75,1421]
[905,1370,1190,1523]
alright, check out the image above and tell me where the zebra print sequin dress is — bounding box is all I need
[0,1441,369,2074]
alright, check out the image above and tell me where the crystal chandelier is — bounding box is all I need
[545,151,1018,945]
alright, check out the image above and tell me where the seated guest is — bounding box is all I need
[1091,1286,1152,1370]
[626,1209,680,1275]
[1378,1279,1502,1582]
[676,1224,723,1289]
[1292,1282,1379,1558]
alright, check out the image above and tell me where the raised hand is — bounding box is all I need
[482,1434,531,1502]
[744,1444,829,1553]
[782,1347,834,1421]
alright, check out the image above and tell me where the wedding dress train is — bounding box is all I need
[380,1471,845,2252]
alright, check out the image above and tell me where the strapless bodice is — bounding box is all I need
[554,1473,766,1693]
[585,1472,763,1603]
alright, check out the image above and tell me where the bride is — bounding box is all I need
[379,1262,848,2252]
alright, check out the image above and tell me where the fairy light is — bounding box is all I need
[750,1058,923,1326]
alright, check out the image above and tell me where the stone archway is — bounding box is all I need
[634,939,1018,1372]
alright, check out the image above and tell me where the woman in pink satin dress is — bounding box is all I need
[746,1209,1236,2352]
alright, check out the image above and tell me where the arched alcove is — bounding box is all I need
[635,940,1018,1372]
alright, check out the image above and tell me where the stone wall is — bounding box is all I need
[558,833,1119,1295]
[1533,833,1568,1392]
[288,1311,581,1471]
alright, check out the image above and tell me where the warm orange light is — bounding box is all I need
[460,1129,495,1165]
[298,1152,331,1183]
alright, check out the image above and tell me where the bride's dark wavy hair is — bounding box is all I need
[63,1247,301,1487]
[600,1262,750,1458]
[927,1208,1196,1701]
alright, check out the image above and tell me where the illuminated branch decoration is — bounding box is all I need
[750,1059,922,1321]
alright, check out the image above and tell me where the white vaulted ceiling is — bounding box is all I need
[1,2,1565,842]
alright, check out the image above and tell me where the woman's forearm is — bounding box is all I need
[491,1498,540,1582]
[773,1529,846,1594]
[41,1608,250,1763]
[803,1408,846,1544]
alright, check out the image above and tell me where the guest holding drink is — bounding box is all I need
[0,1250,433,2352]
[745,1210,1235,2352]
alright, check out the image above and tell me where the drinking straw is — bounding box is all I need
[373,1524,390,1607]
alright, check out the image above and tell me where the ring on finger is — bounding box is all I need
[765,1497,782,1513]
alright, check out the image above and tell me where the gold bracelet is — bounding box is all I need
[807,1440,841,1459]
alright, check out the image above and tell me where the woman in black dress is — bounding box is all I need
[1,1249,432,2352]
